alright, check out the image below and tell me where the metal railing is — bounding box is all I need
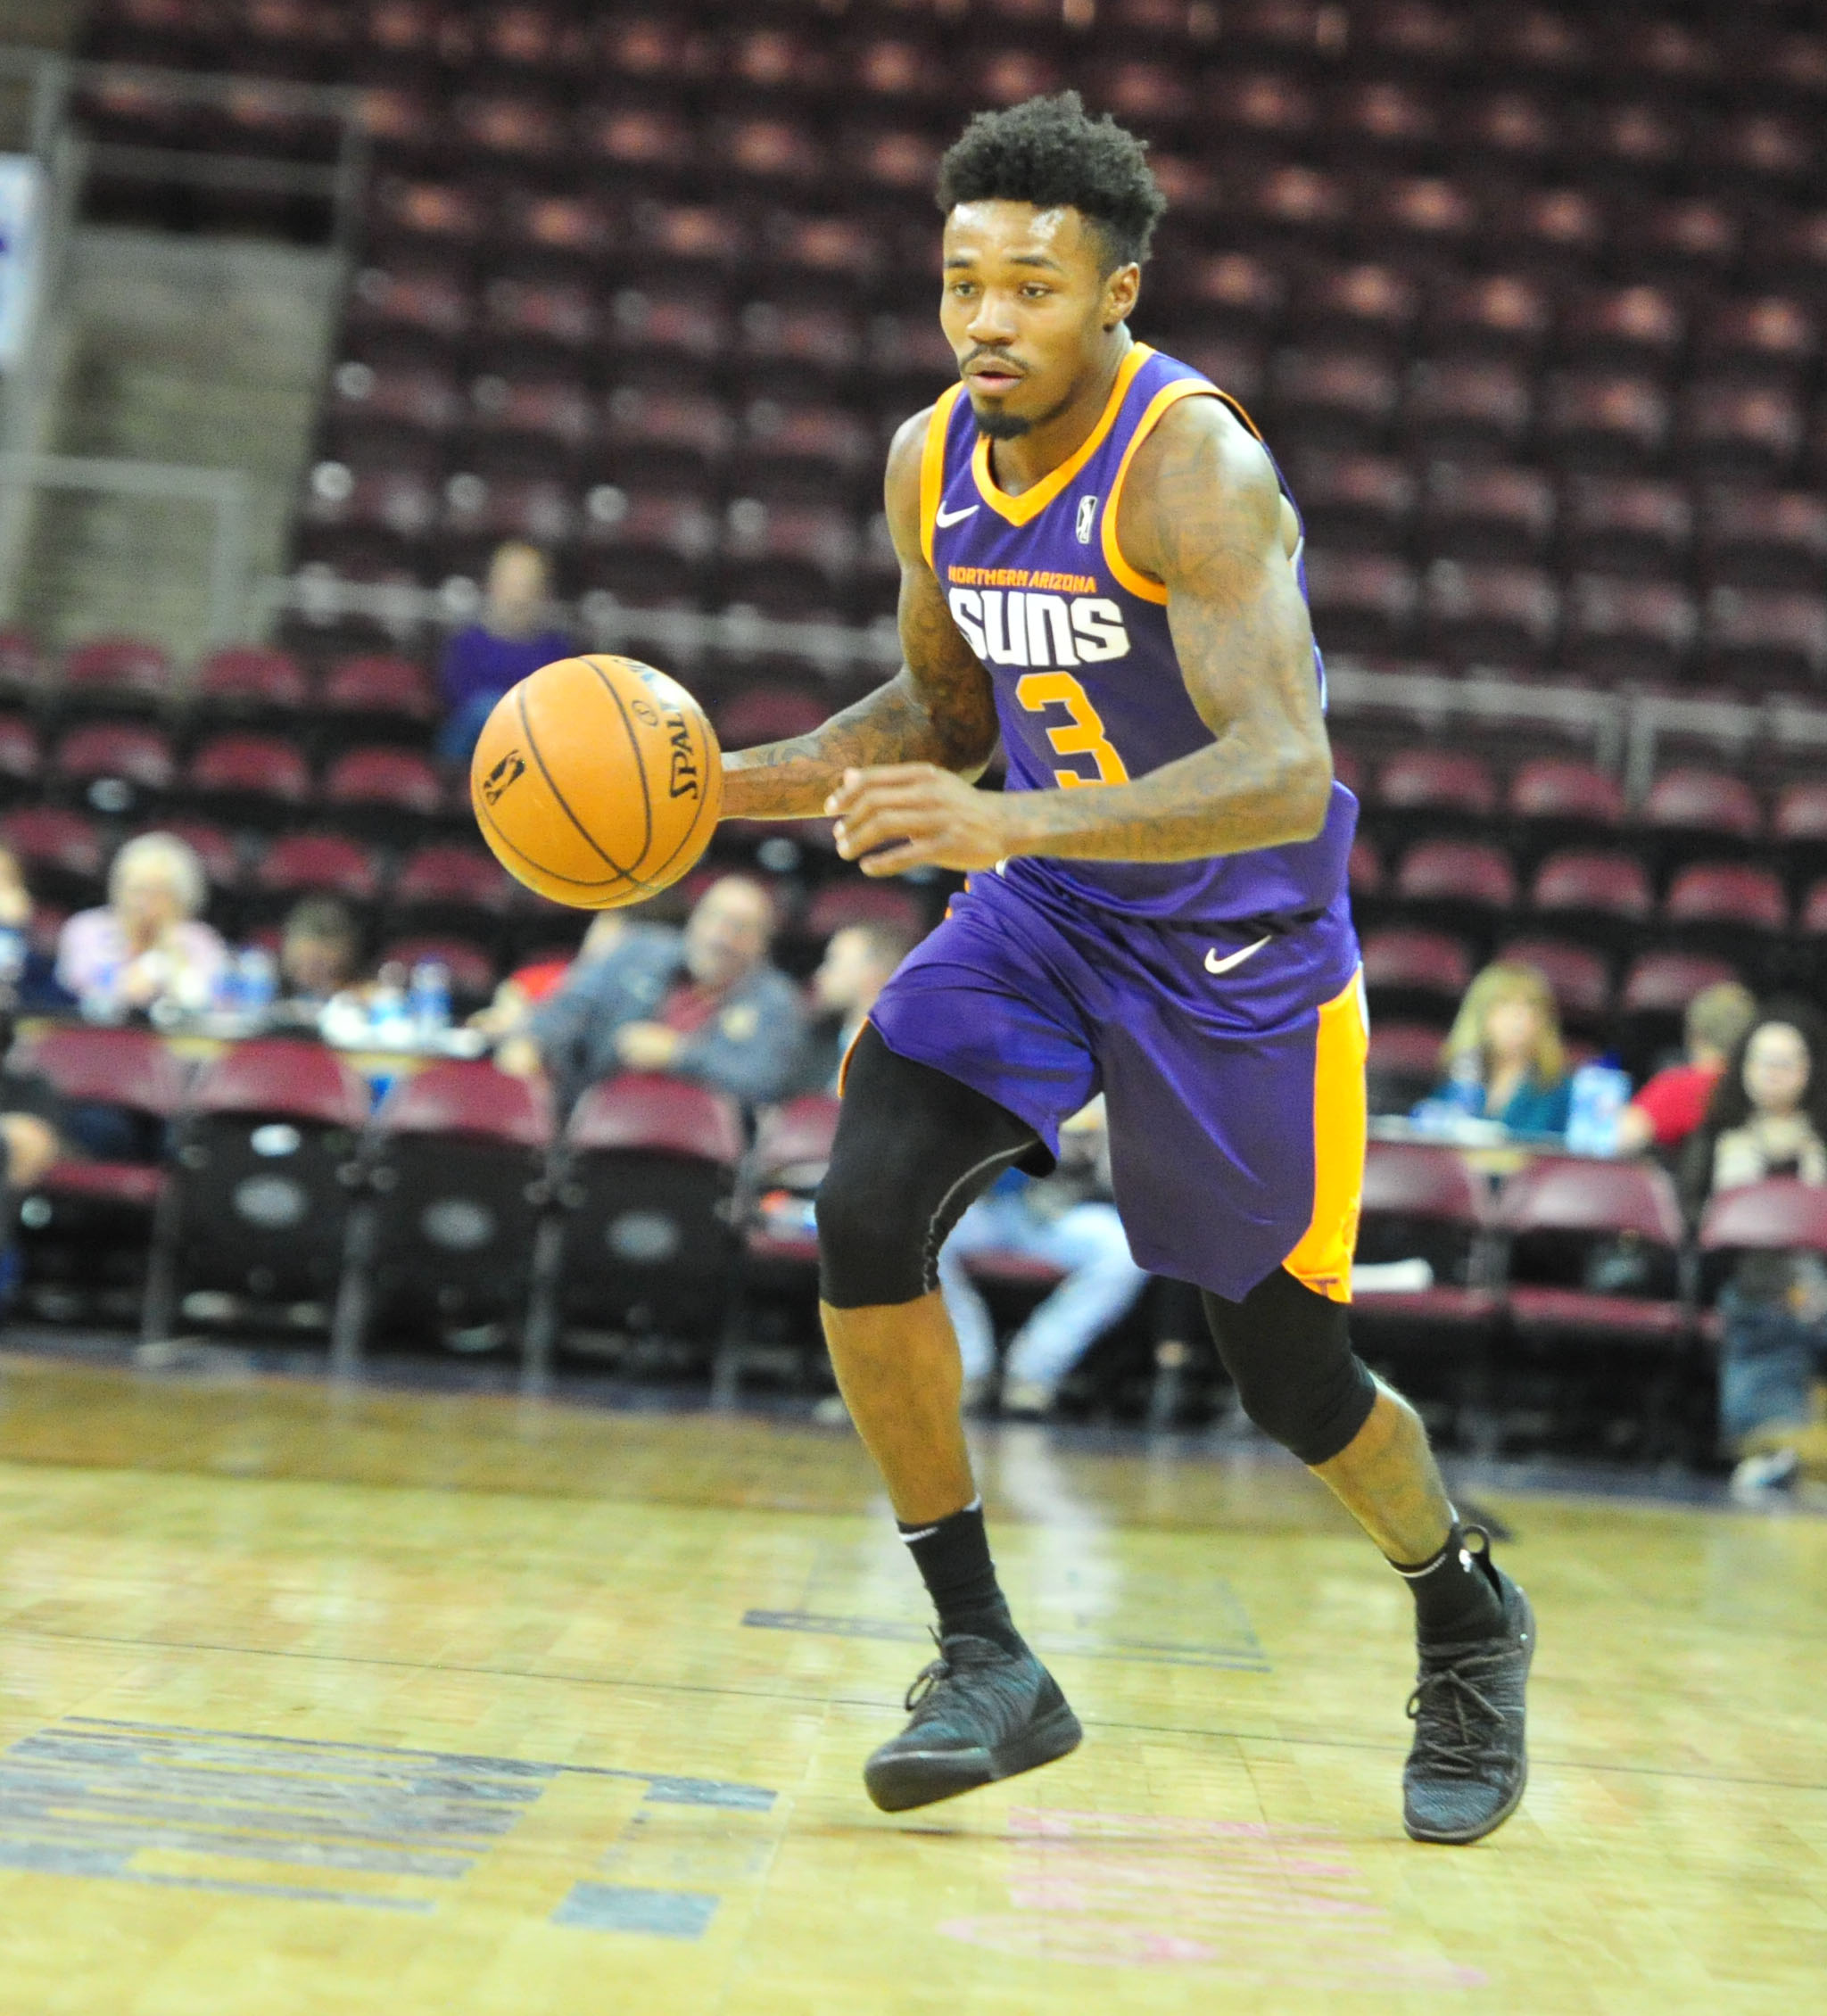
[255,568,1827,797]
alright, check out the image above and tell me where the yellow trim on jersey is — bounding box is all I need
[1100,377,1269,605]
[1281,968,1368,1306]
[918,382,966,571]
[969,342,1154,526]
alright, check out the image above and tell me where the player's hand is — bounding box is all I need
[826,764,1013,876]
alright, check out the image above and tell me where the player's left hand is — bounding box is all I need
[827,764,1013,875]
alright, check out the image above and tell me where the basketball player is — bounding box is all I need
[719,95,1532,1845]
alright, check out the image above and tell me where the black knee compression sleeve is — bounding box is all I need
[1201,1266,1378,1466]
[817,1025,1041,1309]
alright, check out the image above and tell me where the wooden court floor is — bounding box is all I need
[0,1353,1820,2014]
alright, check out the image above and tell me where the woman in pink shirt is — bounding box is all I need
[56,831,227,1023]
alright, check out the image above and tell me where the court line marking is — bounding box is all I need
[4,1623,1823,1798]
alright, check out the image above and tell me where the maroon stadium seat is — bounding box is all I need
[1529,849,1655,925]
[1773,784,1827,881]
[715,686,829,748]
[1562,285,1685,368]
[1497,185,1609,275]
[256,832,382,906]
[1699,490,1827,591]
[324,746,444,831]
[192,1037,372,1128]
[1296,261,1419,351]
[1509,762,1626,832]
[1360,926,1474,1025]
[1352,1141,1500,1379]
[1426,272,1552,359]
[61,635,171,712]
[740,1092,842,1268]
[1394,839,1517,920]
[14,1022,189,1119]
[1663,863,1789,933]
[323,653,439,730]
[1640,768,1762,847]
[1617,949,1743,1070]
[194,645,310,720]
[1805,882,1827,936]
[1288,453,1415,552]
[0,713,42,793]
[0,628,43,703]
[1348,838,1384,899]
[1676,381,1806,483]
[1404,359,1532,460]
[343,261,472,343]
[186,732,313,822]
[464,372,595,451]
[1701,588,1827,693]
[1562,575,1698,683]
[1539,371,1670,471]
[1494,937,1611,1027]
[391,844,516,920]
[1558,476,1692,580]
[1169,249,1286,336]
[1451,94,1563,180]
[1423,559,1560,669]
[1638,197,1740,283]
[53,722,176,800]
[1420,465,1554,562]
[1364,1021,1443,1113]
[0,806,105,901]
[1699,1182,1827,1305]
[144,816,240,895]
[1376,749,1496,818]
[1302,551,1418,654]
[1696,297,1818,380]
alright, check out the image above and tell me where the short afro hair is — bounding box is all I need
[936,92,1168,272]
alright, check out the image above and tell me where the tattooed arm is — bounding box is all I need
[718,409,999,821]
[829,398,1333,874]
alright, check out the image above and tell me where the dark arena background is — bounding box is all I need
[0,3,1821,2010]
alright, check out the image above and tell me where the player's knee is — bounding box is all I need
[1201,1268,1376,1467]
[815,1153,930,1309]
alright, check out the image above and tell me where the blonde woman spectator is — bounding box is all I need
[56,832,227,1023]
[1433,962,1573,1136]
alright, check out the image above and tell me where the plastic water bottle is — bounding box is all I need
[1442,1051,1484,1116]
[0,924,28,994]
[1566,1062,1633,1156]
[237,946,277,1020]
[409,959,451,1044]
[368,962,412,1048]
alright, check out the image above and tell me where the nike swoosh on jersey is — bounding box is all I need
[934,501,980,527]
[1203,935,1273,976]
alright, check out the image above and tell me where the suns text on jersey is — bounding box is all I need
[944,566,1130,670]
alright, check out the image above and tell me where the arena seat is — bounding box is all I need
[1697,1178,1827,1323]
[1301,550,1418,654]
[1287,452,1414,553]
[1563,575,1698,684]
[1494,937,1612,1029]
[1539,370,1669,472]
[1359,926,1473,1025]
[0,629,44,705]
[0,806,106,905]
[144,1038,373,1341]
[1701,587,1827,694]
[0,714,42,800]
[1496,1157,1691,1452]
[1423,559,1560,671]
[1617,948,1743,1072]
[1376,749,1497,819]
[1403,358,1532,460]
[332,1060,555,1369]
[1352,1138,1501,1434]
[1773,783,1827,886]
[1699,490,1827,591]
[1558,475,1692,580]
[1268,348,1399,452]
[1639,767,1764,872]
[530,1072,744,1378]
[10,1024,191,1320]
[184,732,314,827]
[1393,839,1517,938]
[52,722,176,814]
[1365,1020,1443,1115]
[1420,464,1554,564]
[59,635,172,716]
[323,746,445,839]
[1509,761,1626,839]
[255,832,382,911]
[389,844,517,934]
[192,645,311,729]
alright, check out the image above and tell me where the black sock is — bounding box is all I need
[1393,1523,1505,1643]
[897,1497,1026,1656]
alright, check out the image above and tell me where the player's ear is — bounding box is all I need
[1103,261,1141,332]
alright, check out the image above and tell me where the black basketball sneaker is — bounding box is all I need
[1401,1530,1534,1845]
[864,1633,1083,1814]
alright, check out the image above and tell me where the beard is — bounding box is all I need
[971,401,1033,439]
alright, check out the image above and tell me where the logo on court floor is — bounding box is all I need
[1076,494,1098,544]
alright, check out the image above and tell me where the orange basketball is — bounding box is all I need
[469,654,723,909]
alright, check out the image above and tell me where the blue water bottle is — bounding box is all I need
[409,959,451,1045]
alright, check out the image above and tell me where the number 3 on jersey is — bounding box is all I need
[1015,672,1130,789]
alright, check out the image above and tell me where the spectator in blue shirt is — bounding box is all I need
[1434,961,1573,1137]
[435,541,573,764]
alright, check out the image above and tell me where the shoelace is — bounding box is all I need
[1406,1644,1518,1778]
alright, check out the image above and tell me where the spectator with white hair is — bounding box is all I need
[56,832,227,1023]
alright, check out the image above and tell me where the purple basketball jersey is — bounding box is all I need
[921,342,1357,927]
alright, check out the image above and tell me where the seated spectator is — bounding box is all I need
[277,897,363,1010]
[435,541,573,764]
[805,919,920,1093]
[0,846,71,1016]
[481,914,641,1053]
[1433,961,1572,1136]
[524,874,806,1115]
[1682,1002,1827,1500]
[937,1098,1149,1417]
[1616,981,1757,1161]
[56,833,227,1025]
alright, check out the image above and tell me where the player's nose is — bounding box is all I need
[964,295,1020,344]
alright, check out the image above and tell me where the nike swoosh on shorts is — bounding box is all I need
[1204,935,1273,976]
[935,501,980,527]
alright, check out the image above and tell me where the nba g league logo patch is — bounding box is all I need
[1076,495,1098,545]
[480,748,525,806]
